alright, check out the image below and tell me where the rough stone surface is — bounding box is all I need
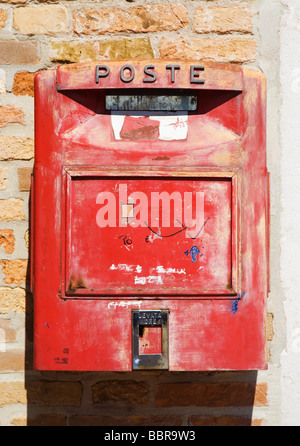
[0,230,15,254]
[50,38,154,63]
[0,40,39,64]
[0,136,34,160]
[73,5,188,35]
[159,36,257,63]
[0,287,26,313]
[0,259,28,285]
[0,105,25,128]
[194,5,253,34]
[13,5,69,35]
[0,199,25,221]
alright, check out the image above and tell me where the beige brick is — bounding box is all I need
[254,382,268,406]
[0,229,15,254]
[0,105,25,128]
[0,0,28,3]
[73,5,188,35]
[267,313,274,341]
[0,41,39,65]
[0,198,25,221]
[18,167,32,191]
[0,259,27,285]
[24,230,29,251]
[0,350,25,371]
[0,319,17,342]
[0,287,26,313]
[13,71,39,97]
[0,381,27,407]
[11,416,27,427]
[13,5,69,35]
[51,38,154,63]
[0,68,6,94]
[159,36,257,63]
[194,6,253,34]
[0,136,34,160]
[0,167,7,190]
[0,9,7,29]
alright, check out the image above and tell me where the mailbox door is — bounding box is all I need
[33,61,268,371]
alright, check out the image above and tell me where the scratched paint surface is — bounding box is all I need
[65,176,232,296]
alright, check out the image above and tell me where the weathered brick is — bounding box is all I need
[24,230,29,251]
[26,381,82,407]
[0,0,28,3]
[159,36,257,63]
[0,105,25,128]
[92,380,150,405]
[0,229,15,254]
[194,5,253,34]
[0,381,27,407]
[0,287,26,313]
[13,71,39,97]
[0,319,17,342]
[0,167,7,191]
[13,5,69,35]
[189,415,259,426]
[254,382,268,406]
[0,259,27,285]
[0,136,34,161]
[0,9,7,29]
[0,199,25,221]
[0,41,39,65]
[50,38,154,63]
[73,5,188,35]
[267,313,274,341]
[0,350,25,371]
[10,416,27,427]
[18,167,32,191]
[155,382,267,407]
[27,414,67,426]
[69,415,183,426]
[0,68,6,94]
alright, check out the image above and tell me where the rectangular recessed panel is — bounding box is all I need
[64,173,236,297]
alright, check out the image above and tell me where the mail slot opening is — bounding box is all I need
[139,326,162,355]
[105,92,197,111]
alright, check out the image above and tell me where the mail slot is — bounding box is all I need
[33,60,269,371]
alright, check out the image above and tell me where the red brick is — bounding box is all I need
[92,380,150,405]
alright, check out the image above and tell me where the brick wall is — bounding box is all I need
[0,0,272,426]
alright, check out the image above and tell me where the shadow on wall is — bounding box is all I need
[24,190,258,427]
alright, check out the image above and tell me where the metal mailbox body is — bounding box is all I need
[33,60,269,371]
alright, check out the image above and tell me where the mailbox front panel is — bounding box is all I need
[33,61,268,371]
[64,172,236,297]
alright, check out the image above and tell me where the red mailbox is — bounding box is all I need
[33,60,269,371]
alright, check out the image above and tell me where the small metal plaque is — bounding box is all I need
[106,95,197,111]
[132,310,169,370]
